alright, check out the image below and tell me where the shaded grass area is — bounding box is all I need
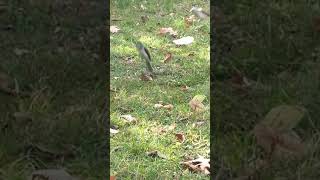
[213,1,320,179]
[0,1,106,179]
[110,0,210,179]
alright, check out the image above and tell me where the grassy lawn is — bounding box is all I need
[213,1,320,179]
[0,1,106,179]
[110,0,210,179]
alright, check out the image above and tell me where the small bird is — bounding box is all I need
[190,6,209,20]
[135,41,153,74]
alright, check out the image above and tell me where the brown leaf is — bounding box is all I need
[110,176,116,180]
[30,169,77,180]
[140,72,153,81]
[184,15,196,28]
[155,123,176,134]
[275,130,306,157]
[253,123,306,157]
[163,53,172,63]
[189,95,206,112]
[181,156,210,175]
[261,105,305,131]
[110,25,120,33]
[163,104,174,111]
[120,114,137,123]
[181,85,189,91]
[159,27,178,37]
[154,102,173,111]
[175,133,185,143]
[253,123,278,154]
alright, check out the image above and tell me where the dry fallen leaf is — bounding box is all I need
[140,72,153,81]
[260,105,305,131]
[110,25,120,33]
[253,123,306,157]
[159,27,178,37]
[163,104,174,111]
[175,133,185,143]
[29,169,77,180]
[154,102,173,111]
[154,103,164,108]
[181,156,210,175]
[184,15,196,28]
[181,85,189,91]
[173,36,194,45]
[163,53,172,63]
[189,95,206,112]
[110,176,116,180]
[253,123,279,154]
[275,130,306,157]
[152,123,176,135]
[120,114,137,123]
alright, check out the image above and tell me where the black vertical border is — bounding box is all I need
[104,0,111,178]
[210,1,216,180]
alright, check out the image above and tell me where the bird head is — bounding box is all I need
[189,6,196,12]
[190,6,202,12]
[135,41,144,50]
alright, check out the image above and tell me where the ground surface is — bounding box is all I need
[213,1,320,179]
[0,1,106,179]
[110,0,210,179]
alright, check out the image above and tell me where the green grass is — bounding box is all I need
[110,0,210,179]
[213,1,320,179]
[0,1,106,179]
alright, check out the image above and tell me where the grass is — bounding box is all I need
[110,0,210,179]
[0,0,106,179]
[213,1,320,179]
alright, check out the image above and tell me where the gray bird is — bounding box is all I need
[135,41,153,74]
[190,6,209,20]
